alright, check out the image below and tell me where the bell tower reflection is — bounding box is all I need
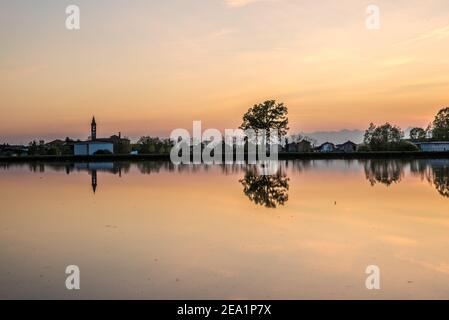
[71,162,128,194]
[91,170,97,194]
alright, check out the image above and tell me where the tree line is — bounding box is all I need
[360,107,449,151]
[13,101,449,156]
[238,101,449,152]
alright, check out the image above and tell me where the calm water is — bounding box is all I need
[1,159,449,299]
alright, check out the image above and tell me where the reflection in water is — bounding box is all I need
[1,159,449,199]
[363,159,405,186]
[91,170,97,193]
[2,159,449,299]
[362,159,449,198]
[239,167,289,208]
[431,163,449,198]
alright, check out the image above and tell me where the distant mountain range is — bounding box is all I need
[300,129,365,145]
[301,128,414,145]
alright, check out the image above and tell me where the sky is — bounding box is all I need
[1,0,449,144]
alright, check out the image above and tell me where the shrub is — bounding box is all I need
[357,144,371,152]
[93,149,113,155]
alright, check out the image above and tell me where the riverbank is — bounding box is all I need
[1,151,449,163]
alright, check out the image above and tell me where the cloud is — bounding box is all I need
[380,235,418,247]
[224,0,267,8]
[378,57,415,68]
[397,254,449,275]
[395,25,449,47]
[210,28,235,38]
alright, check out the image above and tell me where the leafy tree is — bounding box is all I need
[395,141,419,151]
[28,140,38,155]
[431,107,449,141]
[46,147,58,156]
[363,123,405,151]
[363,123,376,146]
[409,127,427,141]
[137,136,172,154]
[240,100,289,142]
[357,144,370,152]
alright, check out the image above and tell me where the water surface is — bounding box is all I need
[1,159,449,299]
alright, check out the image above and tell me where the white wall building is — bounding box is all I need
[316,142,336,152]
[73,117,115,155]
[74,141,114,155]
[415,142,449,152]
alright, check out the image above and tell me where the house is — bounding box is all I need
[315,142,335,152]
[74,117,114,155]
[45,139,65,148]
[336,140,357,152]
[109,132,131,154]
[414,141,449,152]
[286,140,312,152]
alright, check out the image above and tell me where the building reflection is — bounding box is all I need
[91,170,97,193]
[1,159,449,199]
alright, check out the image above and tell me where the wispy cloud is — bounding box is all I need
[395,25,449,47]
[224,0,269,8]
[397,254,449,275]
[210,28,235,38]
[378,57,415,68]
[380,235,418,247]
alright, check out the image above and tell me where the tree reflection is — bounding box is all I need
[363,159,405,186]
[239,167,289,208]
[362,159,449,198]
[430,163,449,198]
[1,159,449,200]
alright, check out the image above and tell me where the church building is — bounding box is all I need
[74,117,115,156]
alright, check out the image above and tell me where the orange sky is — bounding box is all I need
[1,0,449,143]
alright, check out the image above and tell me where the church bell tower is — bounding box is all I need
[91,116,97,140]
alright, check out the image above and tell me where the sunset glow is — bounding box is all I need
[1,0,449,143]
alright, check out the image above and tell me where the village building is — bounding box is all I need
[74,117,116,156]
[336,141,358,152]
[285,140,312,152]
[315,142,336,152]
[0,144,28,157]
[413,141,449,152]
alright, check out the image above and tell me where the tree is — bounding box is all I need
[138,136,159,154]
[240,100,289,142]
[431,107,449,141]
[137,136,172,154]
[409,127,427,141]
[363,123,405,151]
[28,140,38,155]
[115,139,131,154]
